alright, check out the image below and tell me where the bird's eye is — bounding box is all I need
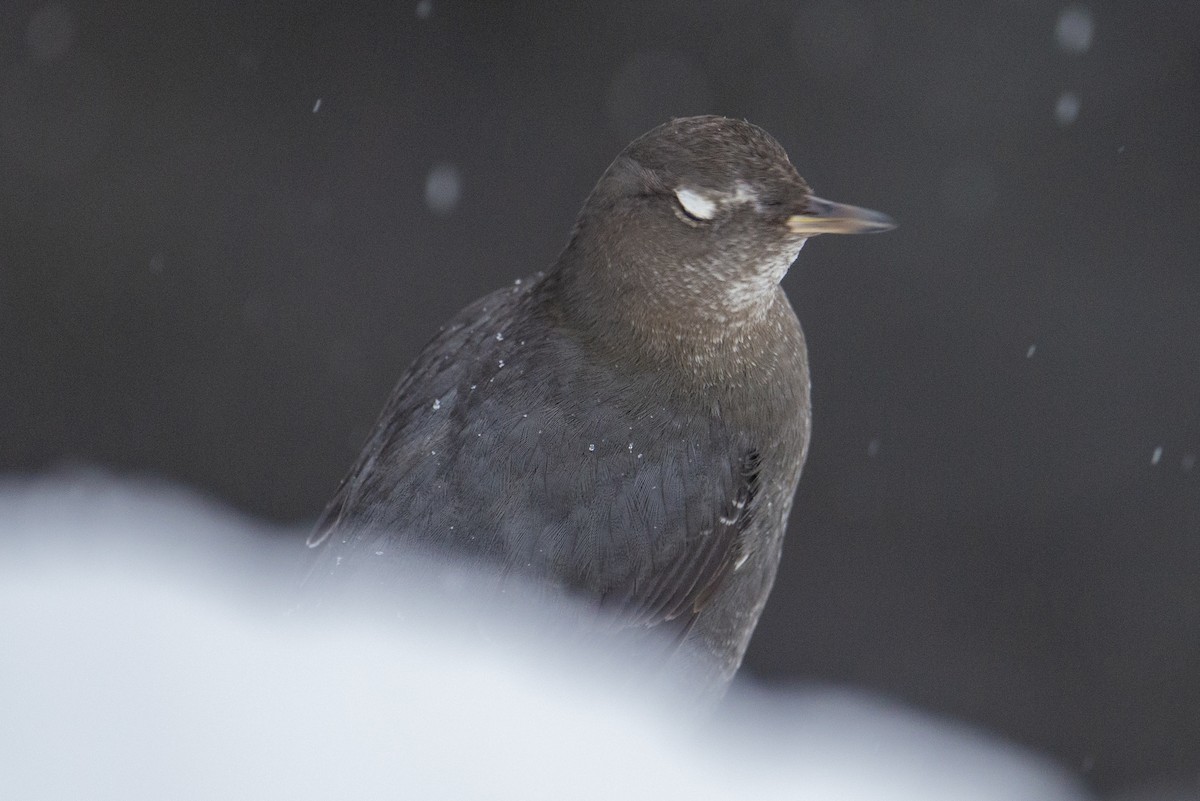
[673,187,717,222]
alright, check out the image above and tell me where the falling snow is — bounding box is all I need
[1055,6,1094,54]
[424,162,461,215]
[1151,446,1163,465]
[25,2,76,61]
[1055,92,1081,126]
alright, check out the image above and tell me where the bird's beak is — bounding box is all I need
[786,196,896,236]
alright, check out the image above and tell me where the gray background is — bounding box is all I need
[1,1,1197,795]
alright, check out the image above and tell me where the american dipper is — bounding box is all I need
[304,116,893,693]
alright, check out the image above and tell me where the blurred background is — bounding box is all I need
[0,1,1196,797]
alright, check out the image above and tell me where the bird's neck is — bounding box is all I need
[546,240,805,391]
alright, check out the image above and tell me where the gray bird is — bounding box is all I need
[303,116,893,695]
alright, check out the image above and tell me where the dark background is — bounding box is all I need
[2,0,1197,795]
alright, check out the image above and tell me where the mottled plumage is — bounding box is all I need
[303,116,893,695]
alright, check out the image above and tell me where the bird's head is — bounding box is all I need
[565,116,894,315]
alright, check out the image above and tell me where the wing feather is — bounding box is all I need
[302,278,763,641]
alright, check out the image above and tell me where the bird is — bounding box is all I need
[302,115,893,696]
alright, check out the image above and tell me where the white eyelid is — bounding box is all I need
[674,187,717,220]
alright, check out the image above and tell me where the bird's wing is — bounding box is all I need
[302,278,764,636]
[304,303,489,552]
[597,447,761,631]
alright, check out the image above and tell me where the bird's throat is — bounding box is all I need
[549,247,802,389]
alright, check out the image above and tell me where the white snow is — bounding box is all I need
[1055,92,1081,126]
[0,471,1092,801]
[25,2,77,62]
[424,162,461,215]
[1055,6,1094,54]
